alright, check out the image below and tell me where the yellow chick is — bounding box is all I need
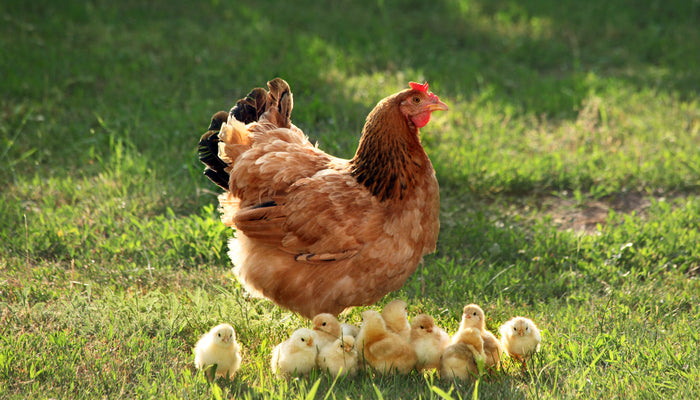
[499,316,541,369]
[312,313,342,350]
[193,323,242,380]
[439,327,485,381]
[270,328,318,377]
[381,299,411,340]
[317,335,359,377]
[410,313,450,371]
[457,304,503,371]
[356,310,417,374]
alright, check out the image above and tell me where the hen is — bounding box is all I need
[199,78,447,318]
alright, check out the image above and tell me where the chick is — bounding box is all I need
[193,323,242,380]
[457,304,503,371]
[317,335,359,377]
[499,316,541,369]
[410,313,450,371]
[341,322,360,338]
[381,299,411,340]
[270,328,318,377]
[312,313,343,350]
[439,327,485,381]
[356,310,417,374]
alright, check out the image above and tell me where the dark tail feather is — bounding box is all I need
[265,78,293,128]
[198,111,230,190]
[198,78,293,191]
[230,87,269,124]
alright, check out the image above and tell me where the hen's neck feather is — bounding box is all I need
[350,96,429,202]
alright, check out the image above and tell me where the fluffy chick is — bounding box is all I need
[270,328,318,377]
[439,327,485,381]
[341,323,360,338]
[457,304,503,371]
[317,335,359,377]
[499,316,541,368]
[312,313,343,350]
[194,323,242,380]
[356,310,417,374]
[410,313,450,371]
[381,299,411,340]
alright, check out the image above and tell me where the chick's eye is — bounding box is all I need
[413,96,421,104]
[301,338,305,342]
[322,322,327,326]
[217,333,221,337]
[420,325,424,329]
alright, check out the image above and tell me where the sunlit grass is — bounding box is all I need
[1,0,699,398]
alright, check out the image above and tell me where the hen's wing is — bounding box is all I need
[234,171,380,262]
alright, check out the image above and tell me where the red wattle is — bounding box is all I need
[412,112,432,128]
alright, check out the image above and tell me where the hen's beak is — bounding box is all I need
[427,99,449,112]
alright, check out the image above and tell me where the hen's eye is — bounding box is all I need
[413,96,421,104]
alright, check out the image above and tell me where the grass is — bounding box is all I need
[1,0,699,398]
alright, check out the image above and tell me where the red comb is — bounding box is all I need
[409,81,439,101]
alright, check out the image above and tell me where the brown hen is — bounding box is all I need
[198,78,447,318]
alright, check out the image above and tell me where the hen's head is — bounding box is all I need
[399,82,449,128]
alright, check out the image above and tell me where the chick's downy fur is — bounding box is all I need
[270,328,317,377]
[317,335,359,376]
[410,313,450,371]
[356,310,417,374]
[194,323,242,379]
[499,316,541,365]
[457,304,503,370]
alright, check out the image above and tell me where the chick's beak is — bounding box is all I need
[307,338,314,347]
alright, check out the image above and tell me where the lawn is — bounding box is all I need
[1,0,699,398]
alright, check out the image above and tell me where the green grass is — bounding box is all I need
[1,0,699,398]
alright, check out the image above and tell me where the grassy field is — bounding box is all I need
[1,0,699,398]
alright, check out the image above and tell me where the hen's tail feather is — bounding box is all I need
[198,78,294,191]
[230,87,269,124]
[264,78,293,128]
[199,111,230,190]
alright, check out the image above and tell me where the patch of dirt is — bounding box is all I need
[543,191,654,234]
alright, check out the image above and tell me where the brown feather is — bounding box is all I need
[201,78,444,318]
